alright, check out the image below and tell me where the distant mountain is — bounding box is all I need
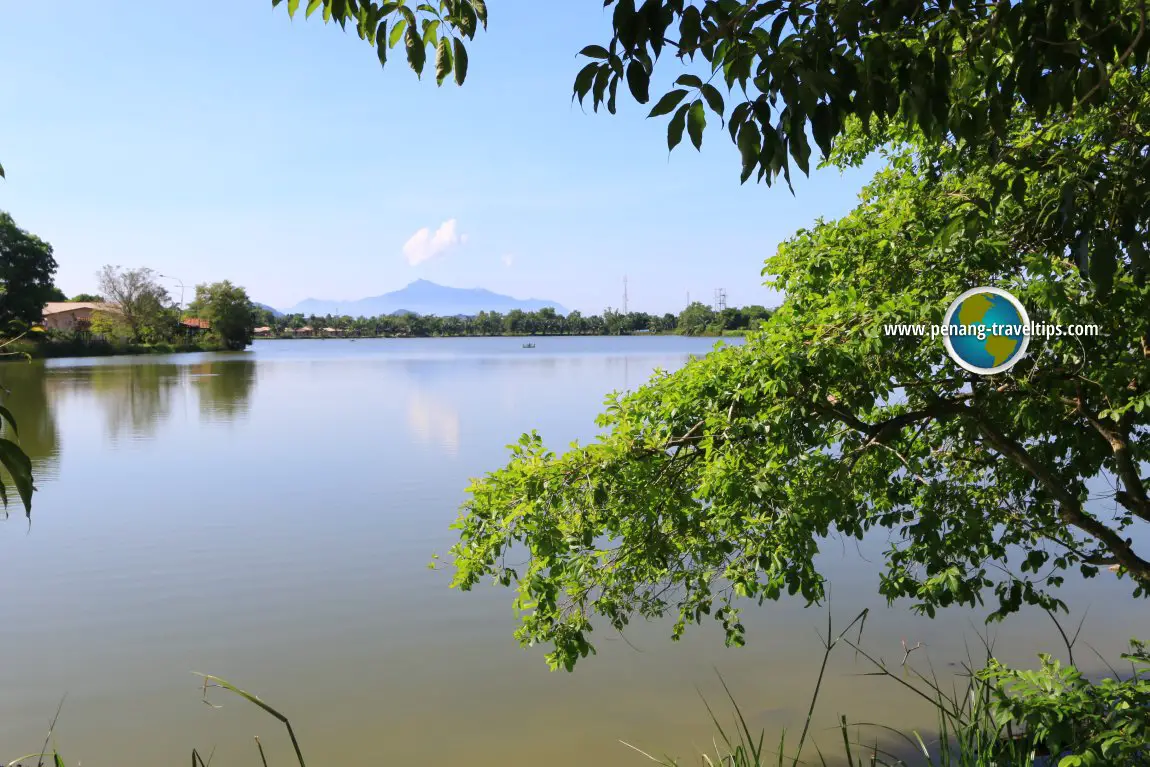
[253,302,284,318]
[283,280,566,318]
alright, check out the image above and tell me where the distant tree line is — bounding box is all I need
[253,302,773,338]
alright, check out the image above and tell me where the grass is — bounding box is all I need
[7,675,306,767]
[617,607,1095,767]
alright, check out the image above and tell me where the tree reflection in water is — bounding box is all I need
[0,360,60,481]
[190,359,257,423]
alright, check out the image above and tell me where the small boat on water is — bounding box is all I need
[522,342,535,349]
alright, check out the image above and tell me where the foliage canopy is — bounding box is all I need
[446,87,1150,670]
[96,266,177,344]
[0,212,59,331]
[188,281,257,351]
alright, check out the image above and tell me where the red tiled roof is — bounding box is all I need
[181,317,211,329]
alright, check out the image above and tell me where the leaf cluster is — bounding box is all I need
[980,641,1150,765]
[273,0,487,85]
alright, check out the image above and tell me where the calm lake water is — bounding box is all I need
[1,336,1145,765]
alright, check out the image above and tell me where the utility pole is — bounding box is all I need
[623,275,629,314]
[159,273,185,311]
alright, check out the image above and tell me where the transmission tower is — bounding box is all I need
[714,288,727,312]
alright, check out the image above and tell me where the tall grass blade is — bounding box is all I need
[193,673,306,767]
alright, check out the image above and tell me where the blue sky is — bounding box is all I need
[0,3,880,315]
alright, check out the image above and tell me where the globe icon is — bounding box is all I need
[943,288,1029,374]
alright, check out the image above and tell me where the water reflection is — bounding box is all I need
[0,356,259,488]
[405,388,461,455]
[86,363,184,443]
[192,359,257,422]
[0,361,60,480]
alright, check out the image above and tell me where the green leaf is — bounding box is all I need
[0,405,18,438]
[700,83,724,122]
[573,62,598,103]
[648,89,689,118]
[453,37,468,85]
[625,61,650,103]
[471,0,488,30]
[687,100,706,150]
[675,74,703,88]
[810,103,833,157]
[423,19,441,48]
[0,438,33,515]
[737,120,760,184]
[668,103,689,151]
[579,45,610,59]
[590,65,609,110]
[457,3,478,38]
[435,35,453,85]
[375,21,388,66]
[0,160,5,179]
[679,6,702,49]
[287,0,301,17]
[405,24,426,76]
[305,0,323,18]
[389,17,407,48]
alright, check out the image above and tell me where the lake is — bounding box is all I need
[0,336,1144,765]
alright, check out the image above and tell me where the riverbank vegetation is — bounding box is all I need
[0,211,259,359]
[4,333,226,359]
[253,301,772,339]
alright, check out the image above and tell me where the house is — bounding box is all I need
[41,302,120,331]
[253,326,272,336]
[180,318,211,331]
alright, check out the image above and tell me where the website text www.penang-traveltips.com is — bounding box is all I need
[882,322,1101,342]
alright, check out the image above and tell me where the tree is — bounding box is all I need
[189,281,257,351]
[96,266,175,343]
[71,293,105,303]
[0,212,59,331]
[445,94,1150,670]
[88,308,131,342]
[677,301,716,335]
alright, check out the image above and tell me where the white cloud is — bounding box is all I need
[402,219,464,266]
[501,253,514,268]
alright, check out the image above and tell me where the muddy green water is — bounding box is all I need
[0,336,1144,765]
